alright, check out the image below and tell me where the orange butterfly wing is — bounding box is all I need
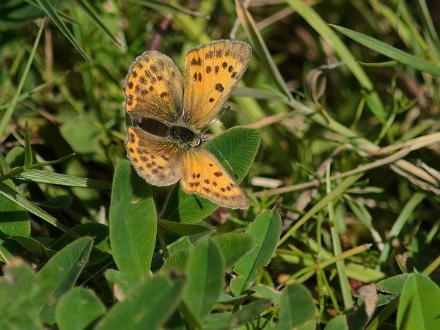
[182,40,252,130]
[180,148,248,209]
[124,51,183,124]
[126,127,182,186]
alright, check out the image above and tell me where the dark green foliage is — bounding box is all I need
[1,0,440,329]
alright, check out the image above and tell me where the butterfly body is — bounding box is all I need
[124,40,252,209]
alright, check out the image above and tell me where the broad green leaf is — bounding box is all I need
[0,262,52,330]
[231,210,281,295]
[183,239,225,323]
[164,248,190,272]
[38,237,93,324]
[158,219,212,236]
[38,237,93,295]
[285,0,387,122]
[10,236,55,258]
[249,284,282,305]
[325,315,349,330]
[96,274,184,330]
[377,273,411,295]
[55,287,105,330]
[396,273,440,330]
[212,232,255,268]
[165,127,261,223]
[52,223,111,266]
[105,269,140,297]
[203,299,271,329]
[0,180,30,259]
[332,25,440,76]
[278,283,317,330]
[60,117,103,154]
[109,160,157,280]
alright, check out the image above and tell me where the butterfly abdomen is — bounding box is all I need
[134,117,170,138]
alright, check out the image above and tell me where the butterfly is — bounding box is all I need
[123,40,252,209]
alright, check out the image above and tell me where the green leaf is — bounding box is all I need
[332,25,440,76]
[235,0,293,102]
[285,0,387,122]
[249,284,282,304]
[52,223,110,266]
[325,315,349,330]
[38,237,93,324]
[158,219,212,236]
[0,20,44,136]
[10,236,55,258]
[166,127,260,223]
[31,0,91,62]
[109,160,157,280]
[96,274,184,330]
[55,287,106,330]
[203,299,271,329]
[24,124,33,170]
[60,117,103,154]
[231,210,281,295]
[0,262,52,330]
[278,283,318,330]
[77,0,122,47]
[164,248,190,272]
[105,269,141,298]
[183,239,225,323]
[0,181,75,236]
[0,180,30,259]
[377,273,411,295]
[129,0,207,18]
[396,273,440,330]
[212,232,255,268]
[17,169,111,189]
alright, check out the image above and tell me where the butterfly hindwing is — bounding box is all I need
[124,51,183,124]
[180,148,248,209]
[182,40,252,130]
[126,127,182,186]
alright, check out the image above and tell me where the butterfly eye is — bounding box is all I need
[194,137,203,148]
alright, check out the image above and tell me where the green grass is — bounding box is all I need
[1,0,440,329]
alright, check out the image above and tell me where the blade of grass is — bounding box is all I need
[0,182,76,236]
[278,174,363,246]
[326,165,353,310]
[285,0,387,122]
[130,0,208,18]
[236,0,293,103]
[0,21,44,136]
[29,0,91,62]
[17,169,111,189]
[377,193,425,267]
[24,124,33,170]
[331,24,440,76]
[417,0,439,42]
[78,0,123,48]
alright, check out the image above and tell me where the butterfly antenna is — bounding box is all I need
[201,103,231,135]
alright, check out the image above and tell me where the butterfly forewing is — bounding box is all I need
[181,148,248,209]
[124,51,183,124]
[126,127,183,186]
[182,40,252,130]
